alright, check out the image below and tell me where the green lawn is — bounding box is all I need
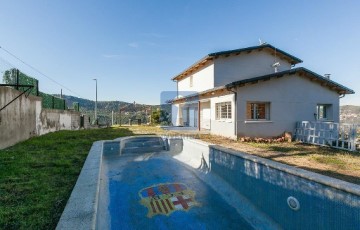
[0,127,134,230]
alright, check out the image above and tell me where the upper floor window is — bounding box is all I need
[215,102,232,120]
[246,102,270,120]
[189,76,193,87]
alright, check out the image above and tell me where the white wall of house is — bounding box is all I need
[177,62,214,97]
[235,74,340,138]
[171,104,180,126]
[200,101,211,130]
[210,94,236,139]
[214,51,292,87]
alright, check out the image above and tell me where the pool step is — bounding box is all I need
[124,140,162,148]
[122,145,165,154]
[121,136,166,154]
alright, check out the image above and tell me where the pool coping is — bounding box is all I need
[56,137,360,229]
[56,141,104,230]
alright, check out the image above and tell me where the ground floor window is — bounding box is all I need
[215,102,232,120]
[316,104,331,120]
[246,102,270,120]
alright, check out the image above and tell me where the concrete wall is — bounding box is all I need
[236,73,340,138]
[0,87,39,149]
[37,109,81,135]
[82,115,91,129]
[0,86,81,149]
[210,94,236,139]
[177,62,214,96]
[214,51,292,87]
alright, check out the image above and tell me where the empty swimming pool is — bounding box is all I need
[57,136,360,230]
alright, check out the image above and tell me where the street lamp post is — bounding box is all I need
[93,78,97,124]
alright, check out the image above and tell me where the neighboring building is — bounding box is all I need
[170,44,354,139]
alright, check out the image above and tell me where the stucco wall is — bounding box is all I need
[171,104,180,126]
[210,94,236,139]
[214,51,292,87]
[0,86,81,149]
[177,62,214,96]
[236,74,340,138]
[37,109,81,135]
[0,87,39,149]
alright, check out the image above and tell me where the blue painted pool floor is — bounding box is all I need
[103,154,254,230]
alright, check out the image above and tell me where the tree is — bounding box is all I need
[151,109,170,125]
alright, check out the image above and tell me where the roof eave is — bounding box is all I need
[209,44,303,65]
[171,44,303,81]
[226,67,354,95]
[171,56,213,81]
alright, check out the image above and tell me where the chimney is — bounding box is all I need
[324,74,331,79]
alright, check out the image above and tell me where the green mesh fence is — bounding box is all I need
[73,102,80,112]
[2,68,71,110]
[2,68,39,96]
[38,92,65,110]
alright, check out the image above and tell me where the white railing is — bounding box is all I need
[295,121,359,152]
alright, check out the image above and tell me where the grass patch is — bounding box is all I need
[0,127,134,230]
[312,156,347,169]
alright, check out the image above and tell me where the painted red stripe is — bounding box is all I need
[174,183,182,192]
[173,196,190,209]
[150,201,157,213]
[147,188,155,197]
[155,200,163,212]
[166,199,173,210]
[161,200,168,213]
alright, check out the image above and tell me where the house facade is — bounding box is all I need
[170,44,354,139]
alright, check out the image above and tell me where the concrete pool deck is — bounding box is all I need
[57,136,360,230]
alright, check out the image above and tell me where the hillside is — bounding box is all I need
[340,105,360,124]
[55,95,171,125]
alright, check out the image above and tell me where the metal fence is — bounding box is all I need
[295,121,359,152]
[3,68,39,96]
[2,68,67,110]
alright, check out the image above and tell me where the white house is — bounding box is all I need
[170,44,354,139]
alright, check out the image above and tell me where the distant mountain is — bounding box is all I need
[54,94,171,125]
[340,105,360,124]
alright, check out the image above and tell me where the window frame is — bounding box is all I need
[316,104,332,120]
[246,102,270,121]
[215,101,232,120]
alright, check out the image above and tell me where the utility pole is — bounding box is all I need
[112,110,114,126]
[93,79,97,124]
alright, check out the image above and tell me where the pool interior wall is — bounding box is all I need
[57,136,360,230]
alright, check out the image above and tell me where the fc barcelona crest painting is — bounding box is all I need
[139,183,199,217]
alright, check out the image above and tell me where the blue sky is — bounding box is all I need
[0,0,359,105]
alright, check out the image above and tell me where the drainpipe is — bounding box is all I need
[227,85,237,138]
[198,101,201,131]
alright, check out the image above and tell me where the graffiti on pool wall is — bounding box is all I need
[139,183,200,217]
